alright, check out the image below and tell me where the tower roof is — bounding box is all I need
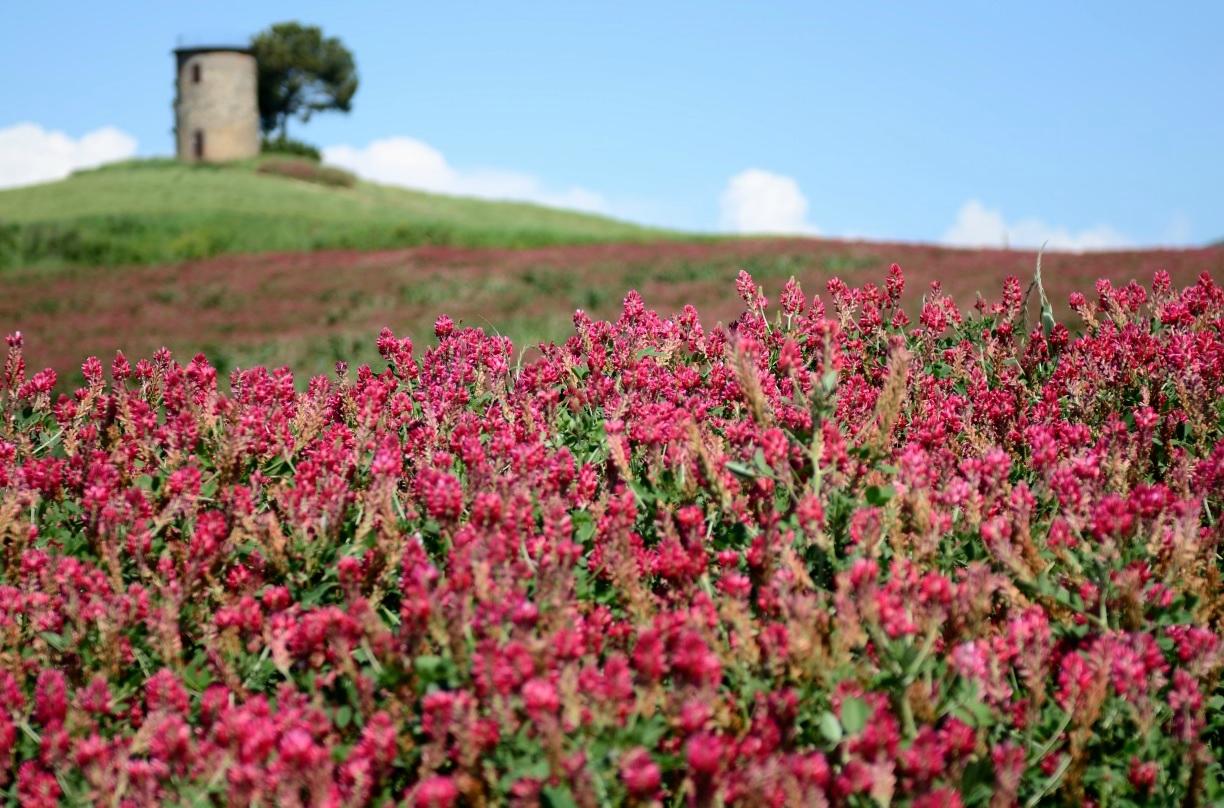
[173,45,253,57]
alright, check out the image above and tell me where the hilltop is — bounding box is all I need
[0,157,669,268]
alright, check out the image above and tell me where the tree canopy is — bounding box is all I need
[250,22,358,139]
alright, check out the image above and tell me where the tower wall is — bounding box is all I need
[174,49,260,163]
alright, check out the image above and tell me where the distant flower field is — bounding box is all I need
[0,266,1221,806]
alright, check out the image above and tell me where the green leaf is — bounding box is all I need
[1041,309,1056,336]
[627,480,656,505]
[959,758,997,804]
[573,512,596,545]
[301,580,337,606]
[725,460,756,478]
[334,705,353,729]
[39,631,68,652]
[1034,241,1055,336]
[200,476,219,499]
[951,696,995,728]
[865,484,895,506]
[502,756,550,789]
[819,711,843,744]
[623,714,669,749]
[541,784,580,808]
[414,655,446,680]
[181,653,215,692]
[841,697,869,735]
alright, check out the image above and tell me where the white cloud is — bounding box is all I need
[0,122,137,190]
[943,199,1129,252]
[718,169,818,235]
[322,136,608,213]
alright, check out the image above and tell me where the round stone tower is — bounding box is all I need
[173,46,260,163]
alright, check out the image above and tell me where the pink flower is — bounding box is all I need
[620,747,662,796]
[278,728,323,770]
[413,775,458,807]
[522,678,559,716]
[16,762,60,808]
[686,732,722,777]
[913,788,964,808]
[1128,757,1158,792]
[434,315,455,339]
[33,670,67,727]
[736,270,765,310]
[2,268,1223,805]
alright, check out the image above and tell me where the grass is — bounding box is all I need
[0,157,673,268]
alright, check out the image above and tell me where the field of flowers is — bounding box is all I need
[0,265,1221,806]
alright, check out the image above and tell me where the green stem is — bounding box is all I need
[1025,752,1071,807]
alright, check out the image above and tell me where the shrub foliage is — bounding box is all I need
[256,157,356,188]
[0,267,1221,806]
[261,137,323,162]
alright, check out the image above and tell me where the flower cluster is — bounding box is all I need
[0,266,1221,805]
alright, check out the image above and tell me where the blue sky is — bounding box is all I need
[2,1,1221,247]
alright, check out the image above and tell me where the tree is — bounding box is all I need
[250,22,358,139]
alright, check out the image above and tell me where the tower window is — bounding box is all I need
[192,63,201,83]
[193,130,205,160]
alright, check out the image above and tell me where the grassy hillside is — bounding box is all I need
[0,158,670,268]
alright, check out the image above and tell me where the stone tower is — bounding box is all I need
[173,46,260,163]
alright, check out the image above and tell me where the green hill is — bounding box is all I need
[0,158,670,269]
